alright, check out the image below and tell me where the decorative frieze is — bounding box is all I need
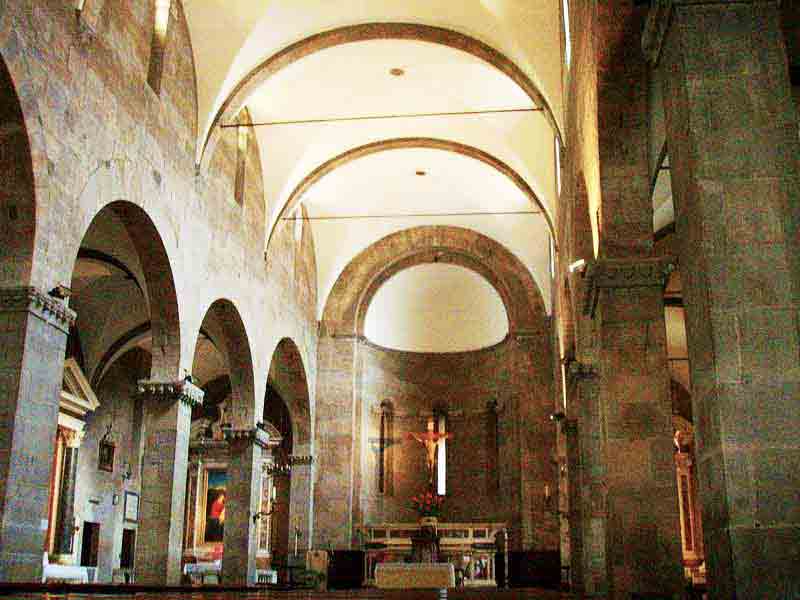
[137,378,205,407]
[582,257,675,316]
[0,286,76,333]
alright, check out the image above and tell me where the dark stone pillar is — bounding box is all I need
[134,379,204,585]
[562,418,584,592]
[0,287,74,581]
[584,258,684,598]
[222,427,279,585]
[645,2,800,597]
[53,428,82,557]
[568,361,608,597]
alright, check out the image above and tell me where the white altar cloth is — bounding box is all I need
[375,562,455,589]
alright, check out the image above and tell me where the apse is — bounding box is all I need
[363,263,509,353]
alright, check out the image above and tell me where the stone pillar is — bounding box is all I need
[222,427,277,585]
[313,333,359,548]
[584,258,684,598]
[289,443,314,554]
[568,361,607,597]
[53,427,83,558]
[0,287,75,581]
[644,3,800,597]
[562,418,584,592]
[134,379,203,585]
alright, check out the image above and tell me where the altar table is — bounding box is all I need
[375,562,455,589]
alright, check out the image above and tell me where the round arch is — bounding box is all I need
[68,201,181,381]
[193,298,256,428]
[0,53,36,287]
[199,22,563,167]
[266,137,556,253]
[322,225,547,338]
[266,338,312,447]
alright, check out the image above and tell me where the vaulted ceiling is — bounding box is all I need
[183,1,566,351]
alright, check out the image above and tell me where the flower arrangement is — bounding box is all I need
[411,490,444,518]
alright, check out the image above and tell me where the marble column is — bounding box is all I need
[53,427,83,558]
[568,361,607,597]
[584,258,684,598]
[562,418,583,593]
[644,3,800,597]
[222,426,278,585]
[313,333,359,548]
[0,287,75,581]
[134,379,203,585]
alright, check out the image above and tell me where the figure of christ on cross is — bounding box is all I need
[408,425,453,487]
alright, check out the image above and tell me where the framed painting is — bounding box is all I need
[98,439,115,472]
[202,469,227,544]
[124,491,139,523]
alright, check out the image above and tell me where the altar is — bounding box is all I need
[362,522,506,587]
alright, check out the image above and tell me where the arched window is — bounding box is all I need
[147,0,171,93]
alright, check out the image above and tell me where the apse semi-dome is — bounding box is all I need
[363,263,509,353]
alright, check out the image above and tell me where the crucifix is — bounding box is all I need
[408,416,452,488]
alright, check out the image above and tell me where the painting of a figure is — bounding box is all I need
[204,470,227,543]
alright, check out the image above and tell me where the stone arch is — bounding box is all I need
[322,226,547,338]
[0,52,36,287]
[266,337,312,447]
[266,137,556,252]
[199,22,563,167]
[69,201,180,381]
[193,299,256,428]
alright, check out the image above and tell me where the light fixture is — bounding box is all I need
[265,454,313,477]
[415,170,426,176]
[389,67,405,77]
[568,259,586,273]
[549,412,566,422]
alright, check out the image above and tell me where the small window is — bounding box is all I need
[436,413,447,496]
[562,0,572,68]
[147,0,171,94]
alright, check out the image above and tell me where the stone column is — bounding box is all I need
[313,333,359,548]
[568,361,607,597]
[584,258,684,598]
[134,379,203,585]
[53,427,83,558]
[644,3,800,597]
[222,426,277,585]
[562,418,584,593]
[0,287,75,581]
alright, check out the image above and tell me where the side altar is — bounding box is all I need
[362,522,507,587]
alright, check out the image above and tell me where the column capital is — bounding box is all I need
[566,360,599,384]
[223,425,281,450]
[582,256,675,316]
[58,425,85,449]
[137,378,204,407]
[0,286,76,333]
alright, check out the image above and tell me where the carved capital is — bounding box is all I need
[137,379,204,408]
[582,257,675,316]
[0,287,76,333]
[566,360,599,384]
[224,426,280,450]
[58,425,85,449]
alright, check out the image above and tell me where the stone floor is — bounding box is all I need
[9,589,572,600]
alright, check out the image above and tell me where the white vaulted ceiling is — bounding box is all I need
[183,0,564,351]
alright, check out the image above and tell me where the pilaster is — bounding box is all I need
[134,378,203,585]
[0,287,75,581]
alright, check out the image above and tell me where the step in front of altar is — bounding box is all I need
[375,562,455,589]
